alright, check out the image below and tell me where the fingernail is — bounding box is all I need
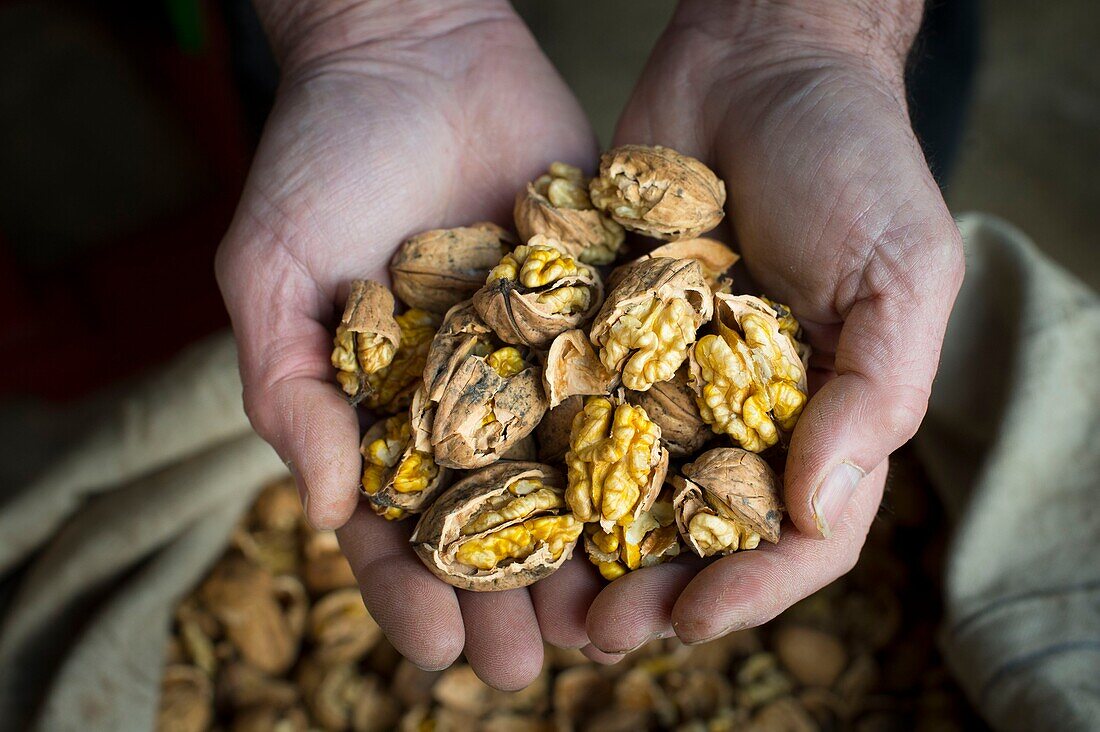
[811,461,865,538]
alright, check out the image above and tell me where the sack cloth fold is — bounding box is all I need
[916,214,1100,731]
[0,213,1096,730]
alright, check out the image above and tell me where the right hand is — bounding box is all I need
[216,0,598,688]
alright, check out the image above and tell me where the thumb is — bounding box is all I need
[217,244,362,531]
[783,216,965,538]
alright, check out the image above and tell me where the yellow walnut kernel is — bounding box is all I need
[361,414,439,516]
[487,243,591,317]
[693,298,807,452]
[412,463,582,590]
[331,281,400,399]
[539,162,590,209]
[584,494,680,579]
[486,347,527,379]
[688,512,760,554]
[515,163,625,265]
[601,297,695,391]
[362,309,440,413]
[565,396,668,530]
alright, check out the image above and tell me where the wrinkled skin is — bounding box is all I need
[217,1,597,691]
[218,0,962,688]
[580,1,964,656]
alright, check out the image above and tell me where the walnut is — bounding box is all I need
[473,236,604,348]
[423,303,548,469]
[565,394,670,532]
[360,308,440,414]
[590,257,713,392]
[232,705,309,732]
[689,293,808,452]
[608,237,739,294]
[302,529,357,594]
[198,556,299,675]
[331,280,401,401]
[672,448,783,557]
[297,658,365,731]
[411,462,583,591]
[589,145,726,240]
[359,399,451,520]
[625,366,709,457]
[309,588,381,665]
[584,487,680,580]
[543,329,617,409]
[514,162,625,265]
[773,625,848,688]
[157,665,213,732]
[389,222,514,313]
[216,660,299,710]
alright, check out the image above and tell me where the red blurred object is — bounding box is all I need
[0,1,248,401]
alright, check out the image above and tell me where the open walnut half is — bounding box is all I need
[412,462,583,591]
[672,448,783,557]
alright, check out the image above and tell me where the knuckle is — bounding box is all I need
[878,385,929,445]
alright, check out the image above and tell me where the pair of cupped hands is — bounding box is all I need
[216,0,963,689]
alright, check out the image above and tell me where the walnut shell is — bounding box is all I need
[536,394,584,463]
[589,257,713,392]
[431,348,547,470]
[198,556,298,675]
[473,237,604,348]
[390,223,514,313]
[589,145,726,240]
[514,162,625,265]
[308,588,381,665]
[625,366,709,457]
[158,665,213,732]
[359,390,452,517]
[672,448,783,557]
[543,329,617,409]
[422,301,495,402]
[331,280,401,401]
[411,462,582,591]
[608,237,739,293]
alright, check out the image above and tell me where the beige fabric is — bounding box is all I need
[0,214,1095,730]
[916,214,1100,731]
[0,335,287,730]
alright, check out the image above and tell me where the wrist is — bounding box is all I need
[671,0,923,82]
[253,0,516,71]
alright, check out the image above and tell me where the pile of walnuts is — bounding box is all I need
[335,145,813,589]
[159,458,979,731]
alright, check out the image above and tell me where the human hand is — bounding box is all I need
[216,0,597,687]
[578,0,965,654]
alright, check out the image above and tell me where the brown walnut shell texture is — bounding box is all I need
[514,170,624,265]
[626,366,709,457]
[422,301,493,401]
[672,448,783,556]
[339,279,400,356]
[536,394,584,463]
[358,388,451,514]
[473,243,604,348]
[590,145,726,240]
[431,348,547,469]
[390,223,513,313]
[543,329,617,408]
[609,237,739,294]
[411,462,579,591]
[421,302,548,468]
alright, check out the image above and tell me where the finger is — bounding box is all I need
[585,559,704,654]
[338,505,464,670]
[785,214,964,537]
[529,555,603,649]
[216,243,361,530]
[581,644,625,665]
[458,589,545,691]
[672,462,886,644]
